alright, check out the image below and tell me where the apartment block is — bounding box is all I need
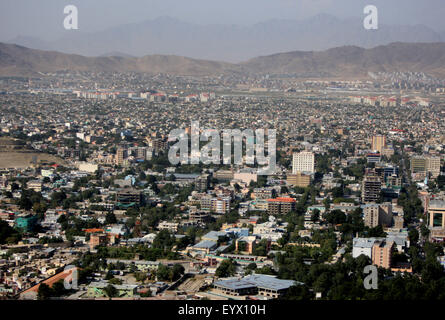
[267,197,296,215]
[287,172,311,188]
[292,151,315,174]
[372,240,394,269]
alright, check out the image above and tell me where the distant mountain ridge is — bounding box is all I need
[6,15,445,62]
[1,42,445,78]
[242,42,445,78]
[0,43,240,76]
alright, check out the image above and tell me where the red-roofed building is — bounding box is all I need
[19,267,78,300]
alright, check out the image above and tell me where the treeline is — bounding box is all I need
[0,220,22,244]
[278,238,445,300]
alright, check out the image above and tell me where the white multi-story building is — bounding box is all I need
[292,151,315,174]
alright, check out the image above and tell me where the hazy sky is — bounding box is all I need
[1,0,445,41]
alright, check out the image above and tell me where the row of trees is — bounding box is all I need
[0,220,22,244]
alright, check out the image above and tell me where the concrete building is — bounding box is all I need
[235,236,258,254]
[393,215,404,229]
[89,233,107,249]
[352,238,382,259]
[426,157,442,178]
[411,156,427,175]
[200,196,230,214]
[252,188,275,200]
[115,189,142,205]
[372,240,394,269]
[19,268,79,300]
[292,151,315,174]
[157,221,179,233]
[27,180,43,192]
[214,170,234,182]
[361,173,382,203]
[116,147,128,166]
[287,172,311,188]
[411,156,441,178]
[195,174,210,192]
[213,274,296,298]
[428,200,445,242]
[267,197,296,215]
[363,203,393,228]
[87,281,138,298]
[371,135,386,153]
[189,210,212,224]
[188,240,218,255]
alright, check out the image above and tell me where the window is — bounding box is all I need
[433,213,443,227]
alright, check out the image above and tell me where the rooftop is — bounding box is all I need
[429,200,445,209]
[214,274,298,291]
[267,197,296,203]
[192,240,218,249]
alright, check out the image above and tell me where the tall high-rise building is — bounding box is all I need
[428,200,445,242]
[362,172,382,203]
[372,240,394,269]
[426,156,441,178]
[116,147,128,166]
[411,156,427,174]
[292,151,315,174]
[195,174,210,192]
[411,156,442,178]
[363,203,393,228]
[200,196,230,214]
[371,135,386,153]
[135,147,147,160]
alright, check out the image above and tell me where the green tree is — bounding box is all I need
[37,283,53,300]
[215,259,236,278]
[311,209,320,223]
[105,212,117,224]
[104,284,119,298]
[0,220,21,244]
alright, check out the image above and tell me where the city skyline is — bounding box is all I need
[0,0,444,305]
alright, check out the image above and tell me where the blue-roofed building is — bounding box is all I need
[213,274,298,298]
[189,240,218,255]
[201,231,226,242]
[224,227,249,238]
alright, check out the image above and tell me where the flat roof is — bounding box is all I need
[353,237,384,248]
[193,240,218,249]
[214,278,257,291]
[430,200,445,209]
[202,231,226,240]
[214,274,297,291]
[89,281,138,290]
[267,197,296,203]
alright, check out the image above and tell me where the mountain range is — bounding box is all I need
[6,15,445,62]
[1,42,445,79]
